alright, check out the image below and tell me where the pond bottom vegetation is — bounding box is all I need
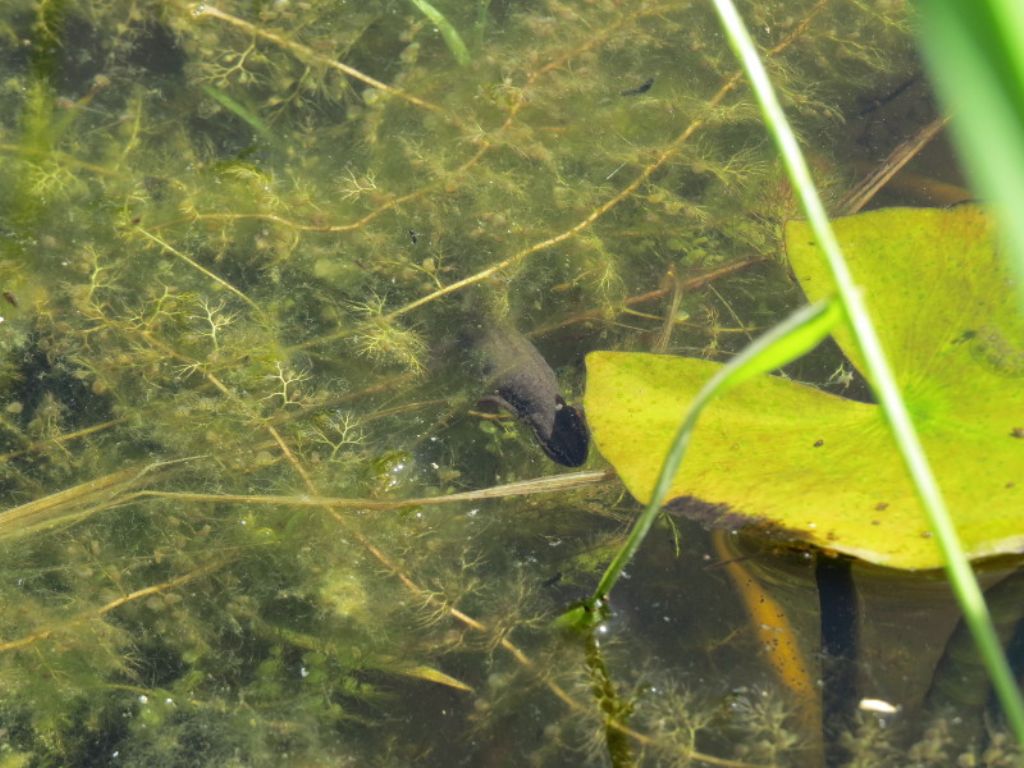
[0,0,1020,765]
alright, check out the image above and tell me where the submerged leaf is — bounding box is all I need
[585,206,1024,570]
[391,664,474,692]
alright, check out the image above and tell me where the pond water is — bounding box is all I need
[0,1,1020,766]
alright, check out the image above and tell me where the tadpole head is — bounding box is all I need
[537,397,589,467]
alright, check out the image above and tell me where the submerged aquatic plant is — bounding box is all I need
[1,0,1007,764]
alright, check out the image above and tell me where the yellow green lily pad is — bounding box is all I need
[585,206,1024,570]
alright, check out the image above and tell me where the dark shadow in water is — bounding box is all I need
[816,555,859,767]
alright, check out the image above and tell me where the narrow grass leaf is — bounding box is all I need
[201,85,276,144]
[918,0,1024,299]
[408,0,471,66]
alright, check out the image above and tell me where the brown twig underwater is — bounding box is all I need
[0,559,227,654]
[837,114,952,215]
[134,225,264,315]
[191,4,456,123]
[0,417,123,463]
[530,256,768,338]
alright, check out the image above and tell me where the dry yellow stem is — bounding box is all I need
[1,466,148,540]
[131,468,612,510]
[134,226,262,314]
[0,560,226,653]
[191,4,455,123]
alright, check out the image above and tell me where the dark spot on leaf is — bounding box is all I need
[813,439,824,447]
[874,501,889,511]
[1011,427,1024,439]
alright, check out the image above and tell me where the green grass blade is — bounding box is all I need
[474,0,492,49]
[408,0,471,66]
[201,85,275,145]
[559,299,841,629]
[710,0,1024,743]
[918,0,1024,302]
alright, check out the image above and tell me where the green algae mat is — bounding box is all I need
[585,205,1024,570]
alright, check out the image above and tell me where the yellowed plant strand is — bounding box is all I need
[134,226,262,314]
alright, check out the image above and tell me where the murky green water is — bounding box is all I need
[0,1,1019,766]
